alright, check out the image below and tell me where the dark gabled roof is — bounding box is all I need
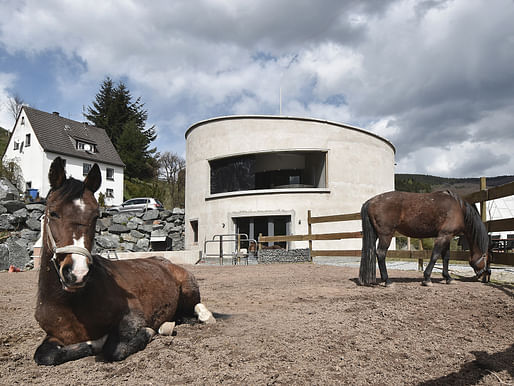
[23,106,124,167]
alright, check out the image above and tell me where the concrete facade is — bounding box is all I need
[185,116,395,253]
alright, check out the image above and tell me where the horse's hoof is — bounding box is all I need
[445,278,455,285]
[384,281,393,288]
[158,321,175,336]
[194,304,216,324]
[421,280,433,287]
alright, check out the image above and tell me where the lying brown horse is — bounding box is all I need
[359,190,491,286]
[34,157,214,365]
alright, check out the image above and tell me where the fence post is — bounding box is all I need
[418,239,424,271]
[219,235,223,265]
[480,176,487,223]
[308,210,313,261]
[236,233,241,264]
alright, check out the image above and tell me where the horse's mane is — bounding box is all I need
[463,201,489,254]
[47,177,85,202]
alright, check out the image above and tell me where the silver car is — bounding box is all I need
[107,197,164,213]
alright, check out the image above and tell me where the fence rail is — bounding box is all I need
[258,178,514,267]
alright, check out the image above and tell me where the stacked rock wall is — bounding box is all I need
[0,198,186,270]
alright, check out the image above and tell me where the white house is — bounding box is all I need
[2,106,124,205]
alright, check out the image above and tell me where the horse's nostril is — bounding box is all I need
[62,265,75,283]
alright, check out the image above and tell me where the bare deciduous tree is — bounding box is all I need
[7,94,25,122]
[158,152,185,208]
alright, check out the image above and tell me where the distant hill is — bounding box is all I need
[0,127,9,156]
[395,174,514,196]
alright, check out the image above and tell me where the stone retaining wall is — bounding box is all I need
[0,198,186,270]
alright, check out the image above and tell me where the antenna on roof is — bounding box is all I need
[279,87,282,116]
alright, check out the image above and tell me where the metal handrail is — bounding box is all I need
[203,233,257,265]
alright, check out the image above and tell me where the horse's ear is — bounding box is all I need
[49,157,66,189]
[84,164,101,193]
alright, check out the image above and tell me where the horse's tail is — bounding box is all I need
[359,200,377,285]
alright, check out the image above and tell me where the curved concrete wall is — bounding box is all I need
[185,116,395,252]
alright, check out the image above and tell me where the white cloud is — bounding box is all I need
[0,0,513,177]
[0,72,17,130]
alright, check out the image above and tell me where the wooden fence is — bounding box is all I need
[258,178,514,266]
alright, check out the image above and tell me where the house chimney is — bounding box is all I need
[52,111,60,116]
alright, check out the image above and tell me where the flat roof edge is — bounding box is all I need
[185,115,395,153]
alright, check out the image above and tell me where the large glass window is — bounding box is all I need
[210,151,326,194]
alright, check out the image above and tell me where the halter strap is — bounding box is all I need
[45,219,93,290]
[472,253,489,279]
[45,220,92,261]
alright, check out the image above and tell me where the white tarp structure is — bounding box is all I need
[486,196,514,239]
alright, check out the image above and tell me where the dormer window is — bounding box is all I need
[76,140,97,153]
[21,117,25,125]
[25,134,31,147]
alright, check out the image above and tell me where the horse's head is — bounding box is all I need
[45,157,101,292]
[471,251,491,283]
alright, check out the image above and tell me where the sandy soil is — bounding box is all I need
[0,263,513,385]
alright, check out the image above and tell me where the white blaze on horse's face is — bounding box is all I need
[70,198,90,283]
[70,235,90,284]
[73,198,87,213]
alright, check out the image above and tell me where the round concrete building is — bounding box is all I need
[185,116,395,256]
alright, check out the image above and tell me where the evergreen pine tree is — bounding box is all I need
[86,77,158,180]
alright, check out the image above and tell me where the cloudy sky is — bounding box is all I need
[0,0,513,178]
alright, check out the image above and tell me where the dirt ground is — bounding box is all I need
[0,263,513,385]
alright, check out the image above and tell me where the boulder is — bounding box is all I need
[0,238,31,270]
[95,234,120,250]
[3,200,26,214]
[142,210,160,221]
[135,238,150,251]
[0,178,19,201]
[26,203,46,212]
[172,208,185,215]
[108,224,129,234]
[26,217,42,231]
[112,213,132,225]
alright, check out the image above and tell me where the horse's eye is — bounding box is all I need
[50,211,60,219]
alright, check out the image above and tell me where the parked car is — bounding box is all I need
[107,198,164,213]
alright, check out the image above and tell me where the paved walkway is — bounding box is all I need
[313,256,514,282]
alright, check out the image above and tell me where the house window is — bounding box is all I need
[13,141,19,150]
[21,117,25,125]
[106,188,114,198]
[25,134,31,147]
[76,140,98,153]
[106,168,114,180]
[190,220,199,243]
[209,151,327,194]
[83,163,92,176]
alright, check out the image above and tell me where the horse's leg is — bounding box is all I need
[176,270,216,324]
[102,314,156,362]
[422,236,451,286]
[442,246,454,284]
[34,335,107,365]
[377,234,393,287]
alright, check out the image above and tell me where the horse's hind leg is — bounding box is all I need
[178,271,216,324]
[442,247,454,284]
[377,235,393,286]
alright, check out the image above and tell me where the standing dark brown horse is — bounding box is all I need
[34,157,214,365]
[359,190,491,286]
